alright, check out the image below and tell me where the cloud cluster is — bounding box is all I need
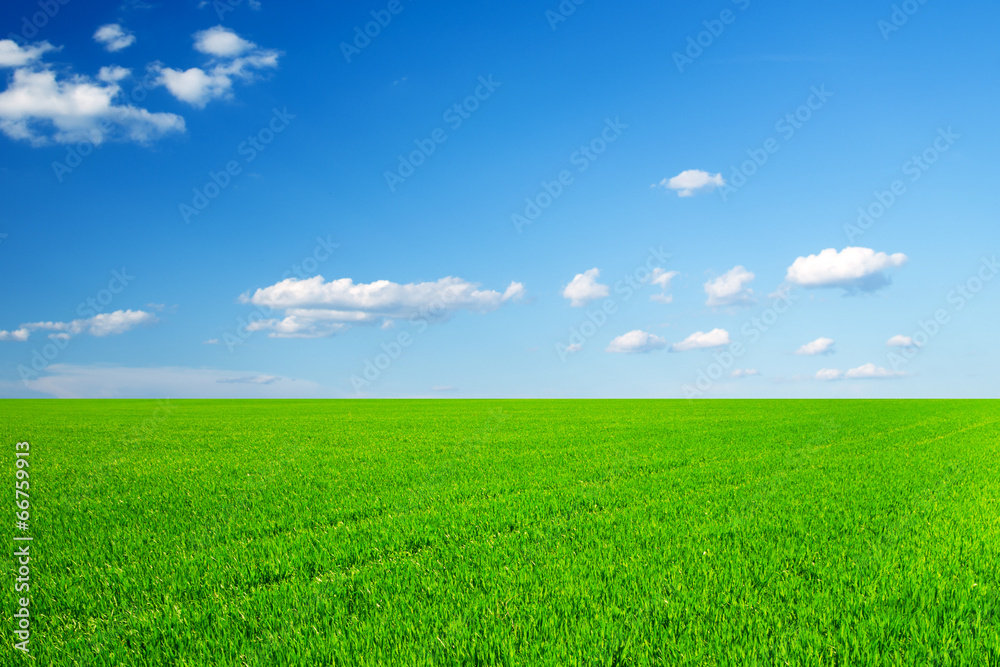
[705,265,755,307]
[786,247,907,292]
[151,26,280,107]
[0,39,184,145]
[562,268,609,307]
[1,310,157,342]
[240,275,524,338]
[19,364,324,399]
[795,337,835,356]
[656,169,725,197]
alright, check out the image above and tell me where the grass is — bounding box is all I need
[2,399,999,665]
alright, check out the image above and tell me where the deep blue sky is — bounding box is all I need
[1,0,998,397]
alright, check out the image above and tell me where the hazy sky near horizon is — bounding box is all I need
[1,0,998,398]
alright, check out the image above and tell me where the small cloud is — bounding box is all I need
[731,369,759,378]
[194,26,254,57]
[795,337,835,356]
[846,363,906,379]
[562,268,609,307]
[606,330,668,354]
[705,265,755,307]
[786,247,908,293]
[671,328,730,352]
[217,374,279,384]
[655,169,725,197]
[816,363,906,381]
[93,24,136,52]
[203,338,219,345]
[430,385,456,392]
[647,268,678,303]
[0,328,30,342]
[887,335,918,347]
[565,343,582,354]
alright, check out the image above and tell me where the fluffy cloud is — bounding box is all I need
[656,169,725,197]
[18,364,326,398]
[152,27,279,107]
[93,24,136,52]
[606,330,668,354]
[240,275,524,338]
[796,337,835,356]
[0,44,184,145]
[704,265,755,307]
[194,26,254,57]
[0,328,30,342]
[731,368,759,378]
[562,268,609,307]
[0,40,55,67]
[648,268,678,304]
[786,247,908,292]
[671,328,731,352]
[887,335,918,347]
[815,363,906,381]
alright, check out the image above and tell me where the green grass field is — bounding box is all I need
[2,400,999,665]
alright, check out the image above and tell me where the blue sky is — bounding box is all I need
[1,0,997,398]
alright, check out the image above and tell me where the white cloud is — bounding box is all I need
[815,363,906,381]
[431,385,456,392]
[98,65,130,83]
[887,335,917,347]
[152,27,279,107]
[154,66,230,107]
[0,40,56,68]
[795,337,835,356]
[649,267,678,289]
[0,62,184,145]
[93,24,136,52]
[655,169,725,197]
[704,265,755,307]
[606,330,668,354]
[0,328,30,342]
[562,268,609,307]
[671,328,731,352]
[565,343,582,354]
[240,275,524,338]
[18,310,157,339]
[647,268,678,303]
[20,364,327,398]
[731,369,759,378]
[786,247,908,292]
[846,363,906,379]
[217,374,279,384]
[194,26,254,57]
[204,338,219,344]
